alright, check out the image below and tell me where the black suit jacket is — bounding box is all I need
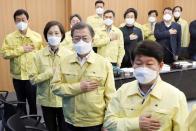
[154,21,181,56]
[189,20,196,55]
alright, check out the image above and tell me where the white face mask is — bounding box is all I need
[47,36,61,46]
[133,67,158,84]
[163,14,172,21]
[174,12,181,18]
[96,7,104,15]
[103,18,113,26]
[74,40,92,55]
[125,18,135,25]
[16,22,28,31]
[148,16,156,23]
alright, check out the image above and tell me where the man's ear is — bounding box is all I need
[26,20,30,25]
[159,61,164,70]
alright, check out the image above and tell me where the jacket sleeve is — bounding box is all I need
[137,28,144,41]
[176,25,182,55]
[51,65,83,97]
[140,26,145,40]
[154,23,170,40]
[1,37,25,59]
[143,24,151,39]
[103,88,140,131]
[120,27,130,44]
[173,92,189,131]
[104,62,116,107]
[117,30,125,66]
[190,22,196,37]
[29,54,53,85]
[93,31,110,47]
[185,104,196,130]
[182,21,190,47]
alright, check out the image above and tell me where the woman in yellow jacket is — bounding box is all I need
[29,21,72,131]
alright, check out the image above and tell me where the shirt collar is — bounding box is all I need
[68,50,95,64]
[77,52,91,66]
[138,79,157,97]
[95,14,103,19]
[149,22,156,26]
[102,25,115,32]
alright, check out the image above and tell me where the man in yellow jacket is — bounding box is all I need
[86,0,105,30]
[103,40,188,131]
[94,10,125,67]
[51,22,116,131]
[173,6,190,48]
[29,21,73,131]
[143,10,158,41]
[173,6,190,59]
[1,9,43,115]
[61,14,82,50]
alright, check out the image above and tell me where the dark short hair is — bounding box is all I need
[173,6,183,12]
[43,21,65,42]
[104,10,115,17]
[95,0,104,6]
[70,14,82,23]
[148,10,158,16]
[132,40,164,63]
[124,8,138,19]
[71,22,95,38]
[13,9,29,21]
[163,7,173,13]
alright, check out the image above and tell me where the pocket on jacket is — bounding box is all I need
[10,58,21,75]
[150,108,173,130]
[63,71,79,83]
[85,72,105,86]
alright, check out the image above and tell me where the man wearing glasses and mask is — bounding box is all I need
[51,22,116,131]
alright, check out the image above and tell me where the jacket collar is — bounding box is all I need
[16,28,32,38]
[127,76,163,100]
[43,46,61,56]
[101,25,116,32]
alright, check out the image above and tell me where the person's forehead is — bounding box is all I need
[96,3,104,7]
[135,55,157,62]
[150,12,156,16]
[48,25,60,32]
[72,16,80,21]
[174,7,181,11]
[127,12,135,16]
[15,14,27,19]
[73,28,91,36]
[104,12,113,17]
[164,9,172,13]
